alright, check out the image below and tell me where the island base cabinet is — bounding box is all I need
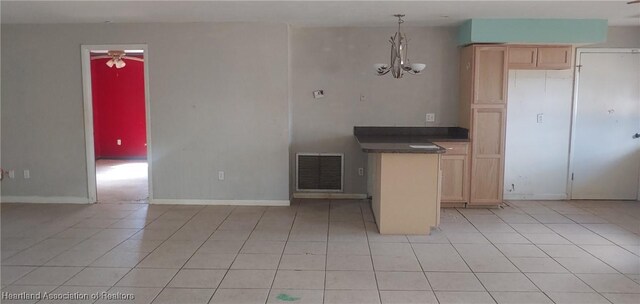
[370,153,441,235]
[434,142,470,207]
[441,155,468,202]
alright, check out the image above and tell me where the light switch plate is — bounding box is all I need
[218,171,225,181]
[537,113,544,123]
[312,90,325,99]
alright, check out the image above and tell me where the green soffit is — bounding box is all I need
[457,19,608,45]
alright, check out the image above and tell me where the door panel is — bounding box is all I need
[475,47,508,104]
[474,109,504,155]
[470,107,506,204]
[537,47,572,70]
[572,51,640,200]
[441,155,467,202]
[509,47,537,69]
[471,158,501,202]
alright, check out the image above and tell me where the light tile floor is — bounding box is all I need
[1,199,639,303]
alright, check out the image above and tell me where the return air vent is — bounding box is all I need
[296,153,344,192]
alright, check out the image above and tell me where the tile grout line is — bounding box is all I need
[7,204,172,296]
[106,205,209,304]
[265,201,300,304]
[361,200,384,304]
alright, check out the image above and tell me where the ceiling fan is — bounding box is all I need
[106,50,126,69]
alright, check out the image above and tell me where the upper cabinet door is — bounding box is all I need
[508,47,537,69]
[537,46,572,70]
[474,46,508,104]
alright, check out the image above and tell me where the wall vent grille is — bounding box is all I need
[296,153,344,192]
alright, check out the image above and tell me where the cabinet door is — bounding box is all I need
[441,155,468,202]
[474,46,508,104]
[470,107,506,205]
[508,47,537,69]
[537,46,572,70]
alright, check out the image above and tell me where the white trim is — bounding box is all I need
[1,196,90,204]
[81,44,153,204]
[90,55,145,62]
[504,193,568,201]
[567,48,640,200]
[150,199,290,206]
[292,192,368,199]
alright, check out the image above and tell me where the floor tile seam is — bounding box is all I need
[107,204,225,303]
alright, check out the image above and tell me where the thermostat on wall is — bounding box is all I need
[313,90,325,99]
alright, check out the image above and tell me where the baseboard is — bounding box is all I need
[150,199,290,206]
[292,192,368,200]
[1,196,91,204]
[504,193,568,200]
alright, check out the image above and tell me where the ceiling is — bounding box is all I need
[2,1,639,27]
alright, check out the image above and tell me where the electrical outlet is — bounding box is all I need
[117,139,122,145]
[218,171,225,181]
[23,169,30,179]
[536,113,544,123]
[425,113,436,122]
[358,168,364,176]
[8,170,15,179]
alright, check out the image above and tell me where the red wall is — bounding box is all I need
[91,56,147,159]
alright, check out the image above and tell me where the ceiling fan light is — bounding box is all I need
[115,59,126,69]
[106,59,115,68]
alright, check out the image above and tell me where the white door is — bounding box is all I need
[571,50,640,200]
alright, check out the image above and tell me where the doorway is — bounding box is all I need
[81,45,152,203]
[569,49,640,200]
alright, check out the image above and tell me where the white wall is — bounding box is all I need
[1,23,290,203]
[504,70,574,200]
[290,26,459,194]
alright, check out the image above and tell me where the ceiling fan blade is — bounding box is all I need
[627,0,640,3]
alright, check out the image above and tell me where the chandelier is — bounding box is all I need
[374,14,426,79]
[106,50,127,69]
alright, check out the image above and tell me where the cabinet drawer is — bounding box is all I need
[434,142,468,155]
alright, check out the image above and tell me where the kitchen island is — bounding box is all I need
[355,127,468,235]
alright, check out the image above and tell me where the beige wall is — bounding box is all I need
[589,26,640,48]
[290,26,459,194]
[1,23,290,202]
[1,22,637,203]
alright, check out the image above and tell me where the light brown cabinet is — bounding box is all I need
[435,142,469,206]
[470,107,506,204]
[460,45,508,206]
[508,47,538,69]
[474,46,508,105]
[537,46,572,69]
[508,45,572,70]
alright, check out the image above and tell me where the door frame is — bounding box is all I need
[81,44,153,203]
[567,48,640,200]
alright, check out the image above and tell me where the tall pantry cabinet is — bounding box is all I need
[459,45,508,206]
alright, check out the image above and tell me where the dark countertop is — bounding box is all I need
[354,126,469,153]
[359,142,446,154]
